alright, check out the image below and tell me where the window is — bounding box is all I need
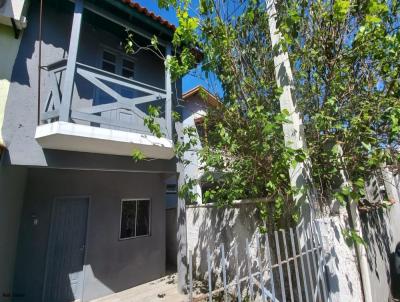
[100,49,135,79]
[120,199,150,239]
[102,51,117,73]
[121,58,135,79]
[166,184,177,195]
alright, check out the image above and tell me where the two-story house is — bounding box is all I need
[0,0,181,301]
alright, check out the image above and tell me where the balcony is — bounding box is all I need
[35,59,174,160]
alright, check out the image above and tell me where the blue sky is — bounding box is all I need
[135,0,222,97]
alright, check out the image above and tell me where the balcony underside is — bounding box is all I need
[35,122,175,159]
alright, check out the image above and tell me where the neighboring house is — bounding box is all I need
[0,0,181,301]
[181,85,220,204]
[165,86,219,274]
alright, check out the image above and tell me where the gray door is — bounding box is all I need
[43,197,89,302]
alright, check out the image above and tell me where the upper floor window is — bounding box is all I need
[101,49,135,79]
[102,51,117,73]
[97,50,136,104]
[121,58,135,79]
[120,199,151,239]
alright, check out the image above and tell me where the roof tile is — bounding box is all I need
[121,0,176,31]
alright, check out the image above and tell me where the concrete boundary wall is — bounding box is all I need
[186,201,261,282]
[186,201,365,302]
[361,170,400,302]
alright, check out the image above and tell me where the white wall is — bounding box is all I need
[182,96,208,204]
[315,214,364,302]
[186,202,261,284]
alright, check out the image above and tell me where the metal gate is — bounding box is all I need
[188,222,330,302]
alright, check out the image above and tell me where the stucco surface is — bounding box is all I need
[0,163,27,301]
[181,95,208,204]
[186,203,261,284]
[0,24,23,146]
[360,179,400,302]
[315,215,364,302]
[13,168,166,302]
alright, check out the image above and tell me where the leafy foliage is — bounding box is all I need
[146,0,400,230]
[276,0,400,209]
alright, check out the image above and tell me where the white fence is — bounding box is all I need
[188,223,330,302]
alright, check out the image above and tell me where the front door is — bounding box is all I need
[43,197,89,302]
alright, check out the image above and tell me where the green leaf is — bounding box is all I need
[132,149,145,162]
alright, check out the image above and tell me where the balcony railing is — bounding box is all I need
[41,59,170,138]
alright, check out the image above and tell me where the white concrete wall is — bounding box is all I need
[0,23,23,146]
[186,202,261,284]
[315,214,364,302]
[182,96,208,204]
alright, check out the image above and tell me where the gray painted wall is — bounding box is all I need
[0,161,27,301]
[13,168,166,302]
[2,1,181,168]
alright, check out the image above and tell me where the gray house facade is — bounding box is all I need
[0,0,181,301]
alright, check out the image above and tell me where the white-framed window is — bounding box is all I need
[119,199,151,240]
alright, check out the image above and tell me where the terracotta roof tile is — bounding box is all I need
[121,0,176,31]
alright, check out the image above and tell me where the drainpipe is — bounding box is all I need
[37,0,44,125]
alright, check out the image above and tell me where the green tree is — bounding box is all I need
[146,0,400,230]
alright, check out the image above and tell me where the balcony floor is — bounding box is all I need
[35,121,175,159]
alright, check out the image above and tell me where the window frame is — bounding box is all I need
[119,198,152,240]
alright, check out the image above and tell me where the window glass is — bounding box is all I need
[120,199,150,239]
[102,61,116,73]
[120,200,136,239]
[122,68,134,79]
[122,58,135,79]
[103,51,116,63]
[122,59,134,70]
[136,200,150,236]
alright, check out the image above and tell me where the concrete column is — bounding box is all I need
[60,0,83,122]
[265,0,312,222]
[175,121,188,293]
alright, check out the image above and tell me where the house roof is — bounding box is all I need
[182,85,221,108]
[121,0,176,32]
